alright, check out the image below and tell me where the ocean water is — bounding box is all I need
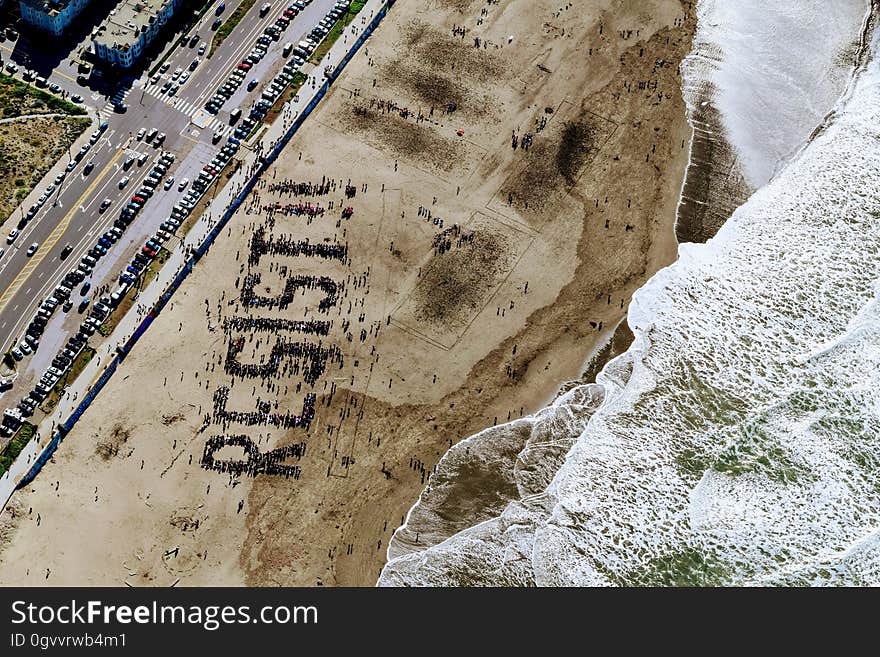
[691,0,868,187]
[379,0,879,586]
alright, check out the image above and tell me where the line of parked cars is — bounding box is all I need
[13,279,115,420]
[9,151,181,420]
[204,0,312,115]
[237,0,350,135]
[158,137,239,245]
[302,0,350,55]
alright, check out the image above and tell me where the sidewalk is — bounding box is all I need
[2,0,394,509]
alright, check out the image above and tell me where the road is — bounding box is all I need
[0,0,340,417]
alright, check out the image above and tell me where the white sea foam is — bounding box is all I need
[379,0,879,586]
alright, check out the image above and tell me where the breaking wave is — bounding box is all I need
[379,0,880,586]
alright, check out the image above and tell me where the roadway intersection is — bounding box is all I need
[0,0,338,417]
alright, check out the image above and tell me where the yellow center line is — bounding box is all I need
[54,70,77,83]
[0,147,126,315]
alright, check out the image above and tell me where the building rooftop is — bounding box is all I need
[92,0,168,51]
[20,0,74,17]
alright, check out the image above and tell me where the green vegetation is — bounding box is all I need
[265,71,307,125]
[211,0,258,56]
[178,159,239,236]
[0,115,91,225]
[0,422,35,478]
[308,1,367,64]
[39,346,96,414]
[0,71,89,224]
[0,73,86,120]
[98,247,171,337]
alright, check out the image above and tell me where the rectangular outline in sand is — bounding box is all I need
[485,103,620,226]
[389,210,535,350]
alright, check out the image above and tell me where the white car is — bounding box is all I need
[198,42,207,55]
[119,176,130,188]
[164,176,175,190]
[6,229,19,244]
[26,242,39,257]
[178,178,189,191]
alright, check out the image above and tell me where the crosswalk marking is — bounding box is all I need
[97,85,135,120]
[139,83,234,131]
[131,83,237,136]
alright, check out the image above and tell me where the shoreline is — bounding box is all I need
[381,0,879,586]
[0,0,701,586]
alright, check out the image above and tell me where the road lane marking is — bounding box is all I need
[54,69,77,83]
[0,147,126,317]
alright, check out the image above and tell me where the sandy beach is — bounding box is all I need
[0,0,696,586]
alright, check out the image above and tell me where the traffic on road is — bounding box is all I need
[0,0,354,437]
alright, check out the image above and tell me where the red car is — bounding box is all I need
[283,8,295,17]
[237,62,251,71]
[141,246,157,257]
[131,195,145,204]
